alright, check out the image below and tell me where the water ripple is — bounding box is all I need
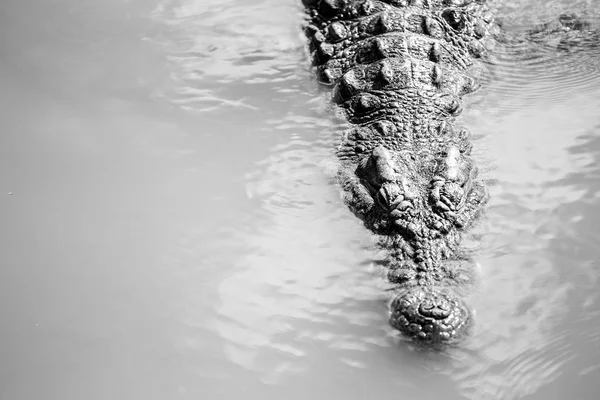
[483,41,600,112]
[158,0,600,397]
[213,136,388,382]
[150,0,307,112]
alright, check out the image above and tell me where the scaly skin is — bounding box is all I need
[302,0,497,344]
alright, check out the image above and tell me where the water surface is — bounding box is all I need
[1,0,600,399]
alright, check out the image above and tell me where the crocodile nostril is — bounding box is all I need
[419,300,451,319]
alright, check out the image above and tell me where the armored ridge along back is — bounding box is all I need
[302,0,497,345]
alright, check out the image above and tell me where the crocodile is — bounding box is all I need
[301,0,597,344]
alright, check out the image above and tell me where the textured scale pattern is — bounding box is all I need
[303,0,497,344]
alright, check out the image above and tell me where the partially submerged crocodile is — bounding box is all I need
[301,0,597,344]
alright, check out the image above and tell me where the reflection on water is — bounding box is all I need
[1,0,600,398]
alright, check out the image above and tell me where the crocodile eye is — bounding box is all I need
[441,9,466,31]
[377,188,388,206]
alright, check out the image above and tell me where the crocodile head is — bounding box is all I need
[349,145,479,344]
[389,287,471,344]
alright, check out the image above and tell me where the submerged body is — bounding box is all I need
[302,0,497,344]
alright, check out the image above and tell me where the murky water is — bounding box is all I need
[1,0,599,399]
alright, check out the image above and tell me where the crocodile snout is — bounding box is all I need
[418,297,452,320]
[389,288,471,344]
